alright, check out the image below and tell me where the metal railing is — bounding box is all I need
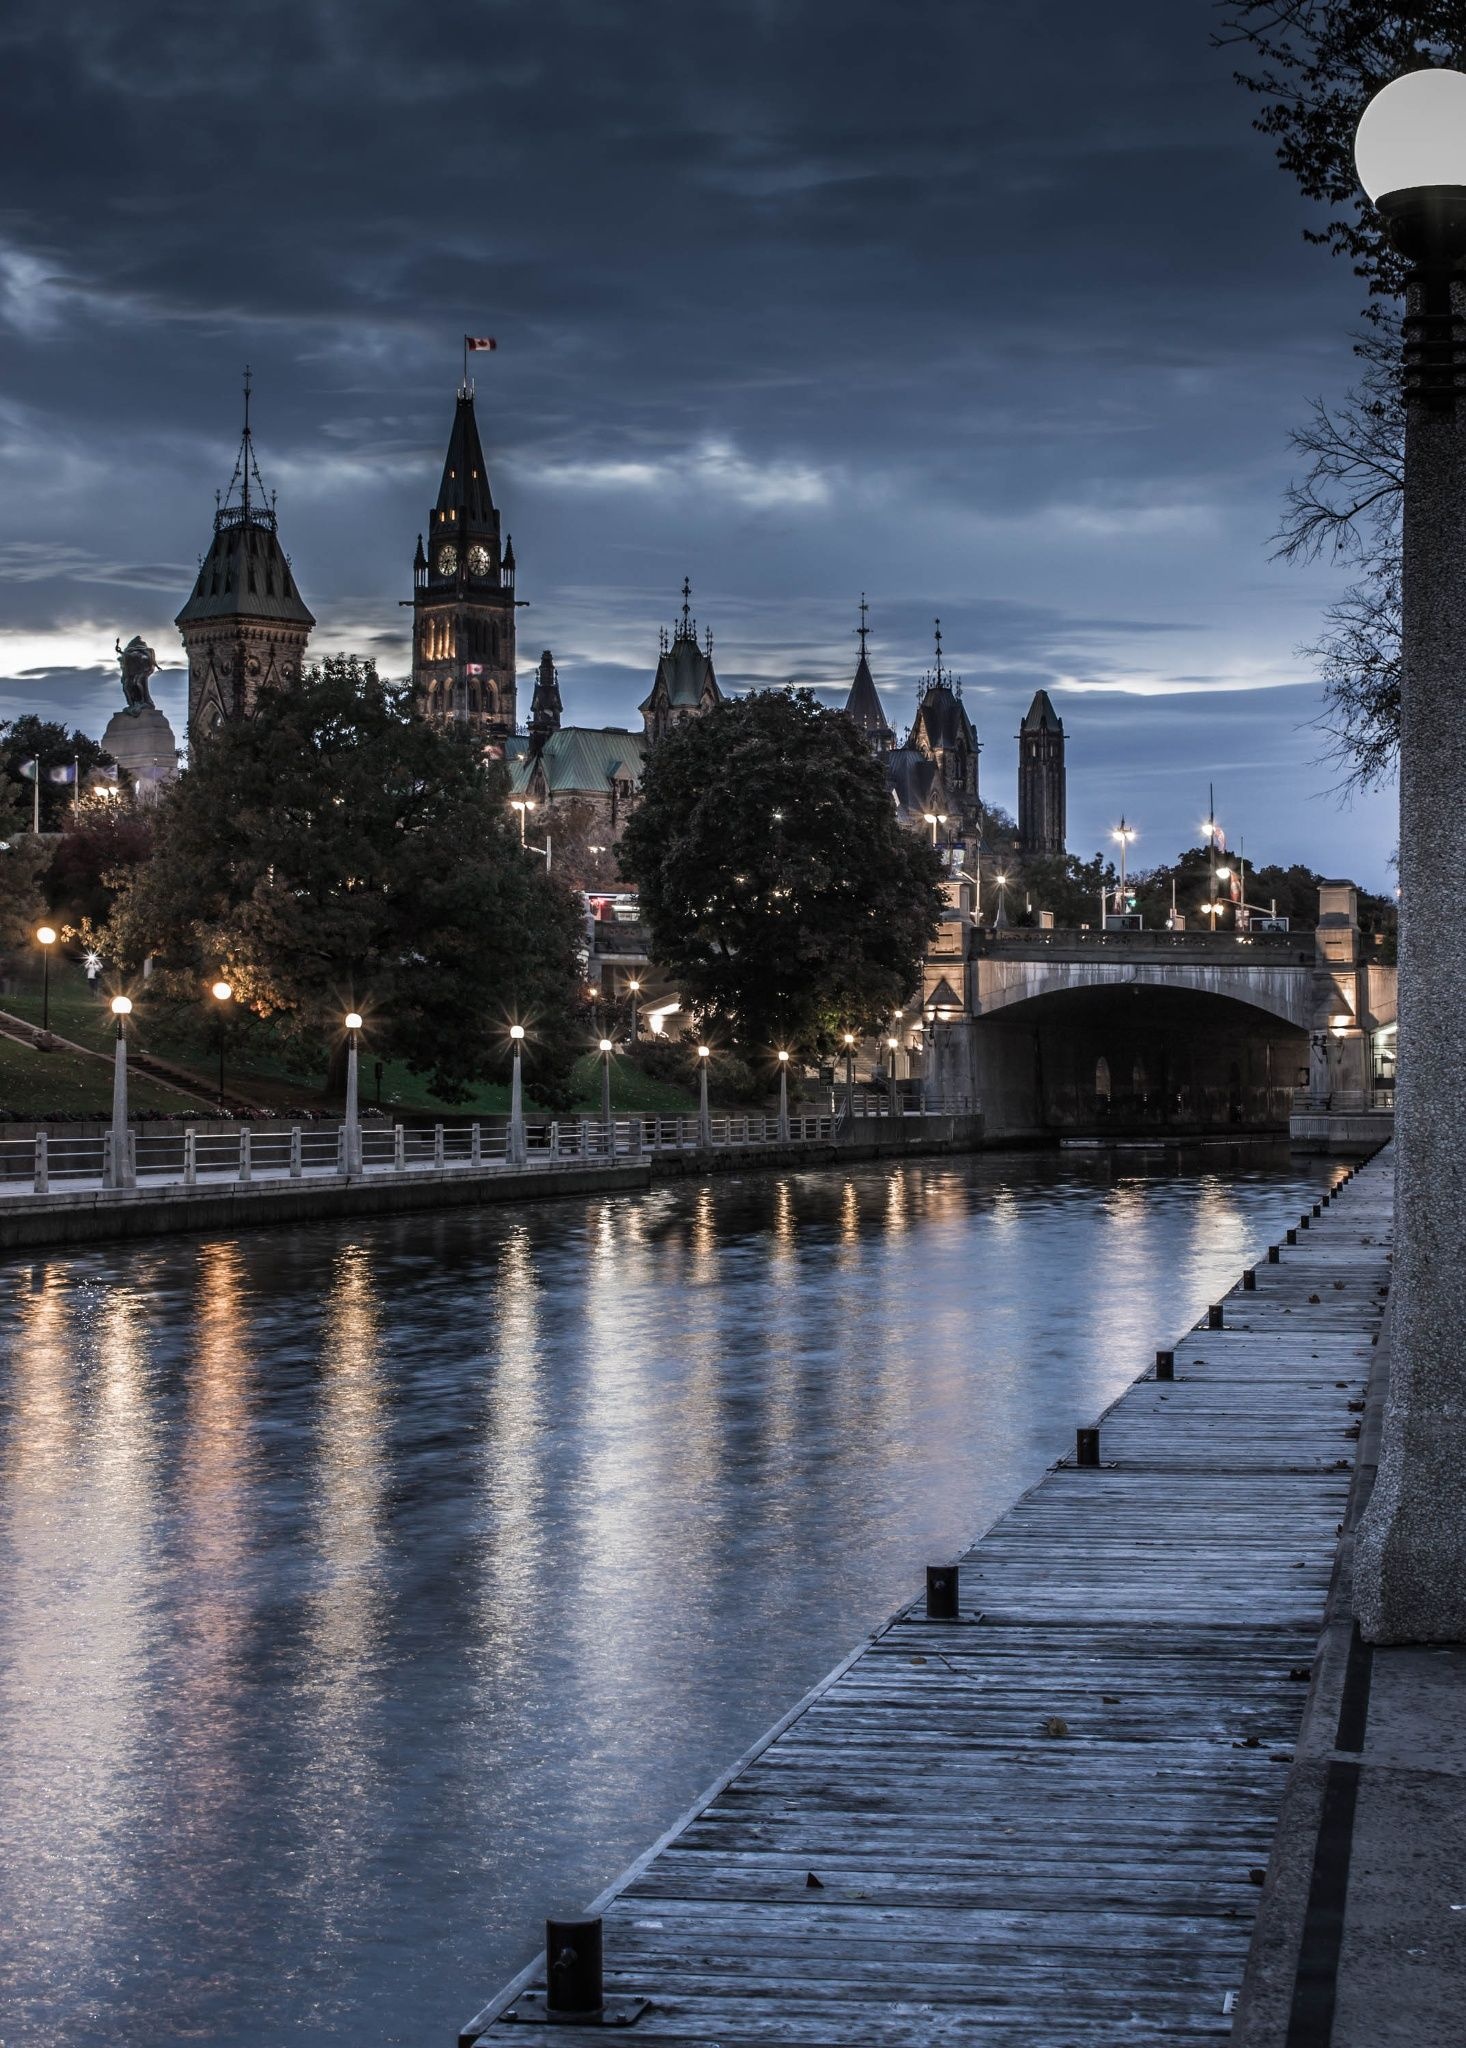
[0,1108,916,1201]
[974,927,1316,965]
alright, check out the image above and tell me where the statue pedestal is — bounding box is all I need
[102,704,178,800]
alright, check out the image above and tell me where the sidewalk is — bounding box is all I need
[1235,1148,1466,2046]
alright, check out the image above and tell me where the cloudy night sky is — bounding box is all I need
[0,0,1395,886]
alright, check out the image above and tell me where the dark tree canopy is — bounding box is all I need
[104,656,588,1103]
[0,715,114,830]
[0,778,47,955]
[619,689,944,1054]
[46,795,156,930]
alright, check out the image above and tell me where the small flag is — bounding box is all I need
[46,763,76,785]
[465,336,497,352]
[90,762,119,783]
[19,759,38,780]
[465,662,484,676]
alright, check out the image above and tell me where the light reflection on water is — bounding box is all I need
[0,1145,1343,2045]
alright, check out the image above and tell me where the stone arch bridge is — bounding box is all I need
[924,894,1395,1140]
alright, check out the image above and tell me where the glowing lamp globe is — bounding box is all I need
[697,1044,710,1059]
[36,925,56,947]
[509,1024,525,1042]
[212,980,232,1002]
[598,1038,613,1054]
[345,1011,363,1032]
[111,995,132,1017]
[1355,69,1466,202]
[777,1049,790,1064]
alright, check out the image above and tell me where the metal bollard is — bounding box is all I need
[545,1916,603,2021]
[1155,1349,1174,1381]
[926,1564,959,1619]
[1299,1214,1311,1230]
[1311,1202,1321,1218]
[1076,1426,1100,1467]
[1208,1302,1224,1329]
[1243,1267,1256,1291]
[1268,1244,1280,1262]
[1286,1227,1298,1245]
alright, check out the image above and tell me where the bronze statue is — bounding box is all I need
[115,635,157,714]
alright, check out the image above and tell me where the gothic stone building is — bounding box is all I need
[1017,688,1066,856]
[176,386,314,740]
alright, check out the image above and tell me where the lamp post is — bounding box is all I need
[886,1035,900,1118]
[107,995,134,1189]
[842,1031,856,1126]
[993,872,1010,928]
[599,1036,614,1150]
[922,811,949,849]
[627,976,641,1044]
[35,925,56,1035]
[508,1024,527,1167]
[776,1048,791,1142]
[510,797,535,845]
[1110,818,1136,922]
[211,979,232,1109]
[343,1011,363,1176]
[697,1043,712,1148]
[1348,67,1466,1642]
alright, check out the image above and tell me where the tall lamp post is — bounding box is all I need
[1350,67,1466,1642]
[627,976,642,1044]
[1110,818,1136,921]
[598,1036,614,1150]
[886,1035,900,1118]
[507,1024,527,1168]
[842,1031,856,1126]
[211,979,232,1109]
[107,995,134,1189]
[697,1043,712,1148]
[343,1011,363,1177]
[776,1048,791,1142]
[35,925,56,1035]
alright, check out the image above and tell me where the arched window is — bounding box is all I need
[1095,1056,1112,1104]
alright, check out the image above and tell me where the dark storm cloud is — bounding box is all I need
[0,0,1393,881]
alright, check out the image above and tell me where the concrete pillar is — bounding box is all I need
[238,1128,251,1184]
[184,1128,197,1188]
[34,1129,47,1195]
[291,1125,304,1178]
[1357,259,1466,1643]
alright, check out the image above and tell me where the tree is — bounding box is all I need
[619,689,944,1053]
[1216,8,1466,789]
[45,794,156,929]
[0,715,114,829]
[0,777,47,957]
[104,656,588,1103]
[1011,849,1118,926]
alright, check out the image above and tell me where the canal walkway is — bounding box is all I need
[461,1148,1393,2045]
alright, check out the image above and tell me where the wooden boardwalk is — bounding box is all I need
[463,1152,1394,2046]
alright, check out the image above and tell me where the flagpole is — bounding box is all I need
[462,334,467,391]
[73,756,79,810]
[32,758,39,834]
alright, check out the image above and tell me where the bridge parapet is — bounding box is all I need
[972,926,1317,968]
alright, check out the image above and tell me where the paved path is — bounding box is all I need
[462,1151,1393,2045]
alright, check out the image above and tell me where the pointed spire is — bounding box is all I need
[218,365,274,532]
[857,591,869,659]
[681,576,692,634]
[414,533,426,572]
[529,648,562,743]
[844,597,894,751]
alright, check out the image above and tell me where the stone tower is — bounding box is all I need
[1017,688,1066,856]
[176,375,314,741]
[411,384,517,749]
[908,619,980,833]
[527,649,562,746]
[639,580,722,743]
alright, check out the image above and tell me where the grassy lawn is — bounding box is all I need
[0,1032,205,1118]
[1,961,701,1118]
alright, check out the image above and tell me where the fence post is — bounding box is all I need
[433,1122,445,1169]
[290,1126,303,1179]
[102,1132,112,1186]
[128,1130,138,1186]
[184,1128,197,1188]
[580,1117,591,1160]
[34,1129,47,1195]
[239,1128,252,1184]
[549,1121,560,1161]
[471,1123,482,1168]
[336,1125,346,1176]
[393,1123,405,1172]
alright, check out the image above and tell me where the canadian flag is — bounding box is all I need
[465,336,497,352]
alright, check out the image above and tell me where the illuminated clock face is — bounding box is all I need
[467,542,491,579]
[436,543,458,577]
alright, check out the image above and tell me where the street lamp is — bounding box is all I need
[1110,818,1136,922]
[697,1042,712,1149]
[343,1010,364,1176]
[886,1034,900,1118]
[107,995,134,1189]
[627,976,642,1044]
[993,871,1010,928]
[776,1047,791,1142]
[35,925,56,1034]
[507,1024,527,1168]
[211,979,232,1109]
[509,796,535,844]
[1349,66,1466,1643]
[842,1030,856,1126]
[598,1036,614,1146]
[922,811,949,848]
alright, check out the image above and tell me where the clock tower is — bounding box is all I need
[412,384,517,748]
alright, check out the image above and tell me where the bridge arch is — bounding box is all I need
[974,955,1315,1032]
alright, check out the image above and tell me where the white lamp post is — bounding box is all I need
[1110,818,1136,922]
[922,811,949,848]
[107,995,134,1189]
[599,1036,614,1150]
[627,976,642,1043]
[35,924,56,1035]
[697,1043,712,1148]
[211,979,232,1108]
[886,1034,900,1118]
[343,1011,363,1176]
[776,1048,791,1142]
[1348,67,1466,1641]
[842,1030,856,1126]
[508,1024,527,1167]
[510,796,535,844]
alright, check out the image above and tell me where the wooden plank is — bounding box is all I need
[464,1152,1395,2046]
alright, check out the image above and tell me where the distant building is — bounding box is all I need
[906,620,980,835]
[1017,688,1066,856]
[508,649,647,831]
[410,383,517,748]
[843,596,895,753]
[176,378,314,740]
[639,581,723,741]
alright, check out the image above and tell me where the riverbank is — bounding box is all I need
[460,1149,1393,2044]
[0,1112,985,1252]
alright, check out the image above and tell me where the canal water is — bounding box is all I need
[0,1144,1344,2045]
